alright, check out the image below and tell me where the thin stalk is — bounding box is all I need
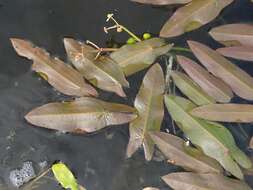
[171,46,191,53]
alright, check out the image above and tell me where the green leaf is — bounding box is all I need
[110,38,172,76]
[162,172,252,190]
[171,71,215,105]
[52,163,79,190]
[164,95,252,179]
[127,64,165,161]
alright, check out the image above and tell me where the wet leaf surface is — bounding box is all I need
[171,71,215,105]
[150,132,222,173]
[188,40,253,100]
[209,24,253,47]
[160,0,233,37]
[130,0,191,5]
[64,38,129,97]
[110,38,172,76]
[52,163,79,190]
[191,103,253,123]
[25,97,137,133]
[177,55,233,102]
[162,172,252,190]
[11,38,98,97]
[165,95,252,179]
[217,46,253,62]
[127,64,165,161]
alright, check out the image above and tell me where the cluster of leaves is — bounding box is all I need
[11,0,253,189]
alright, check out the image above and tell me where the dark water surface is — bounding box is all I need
[0,0,253,189]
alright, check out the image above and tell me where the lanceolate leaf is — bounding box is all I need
[162,172,252,190]
[64,38,129,97]
[150,132,222,173]
[217,46,253,62]
[177,55,233,102]
[11,38,97,97]
[110,38,172,76]
[143,188,160,190]
[188,40,253,100]
[171,71,215,105]
[127,64,165,161]
[130,0,191,5]
[160,0,233,38]
[52,163,79,190]
[191,103,253,123]
[25,97,137,133]
[165,95,252,179]
[209,24,253,47]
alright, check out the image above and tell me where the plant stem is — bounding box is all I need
[120,25,142,42]
[171,46,191,53]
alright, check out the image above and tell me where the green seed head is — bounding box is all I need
[143,33,151,40]
[126,37,136,44]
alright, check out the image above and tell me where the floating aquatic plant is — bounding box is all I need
[10,1,253,189]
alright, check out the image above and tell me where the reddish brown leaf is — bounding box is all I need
[11,38,97,97]
[188,40,253,100]
[177,55,233,102]
[217,46,253,62]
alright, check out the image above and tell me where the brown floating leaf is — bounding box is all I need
[130,0,191,5]
[160,0,233,38]
[188,40,253,100]
[209,24,253,47]
[165,95,252,179]
[11,38,97,97]
[150,132,222,173]
[127,64,165,161]
[110,38,172,76]
[177,55,233,102]
[191,103,253,123]
[217,46,253,62]
[162,172,252,190]
[171,71,215,105]
[64,38,129,97]
[25,97,137,133]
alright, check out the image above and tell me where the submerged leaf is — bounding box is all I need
[160,0,233,37]
[11,38,97,97]
[209,24,253,47]
[25,97,137,133]
[171,71,215,105]
[188,40,253,100]
[110,38,172,76]
[217,46,253,62]
[52,163,79,190]
[177,55,233,102]
[165,95,252,179]
[150,132,222,173]
[130,0,191,5]
[64,38,129,97]
[191,103,253,123]
[162,172,252,190]
[127,64,165,161]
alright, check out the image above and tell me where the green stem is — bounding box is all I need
[171,46,191,53]
[120,25,142,42]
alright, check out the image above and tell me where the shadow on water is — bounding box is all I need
[0,0,253,189]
